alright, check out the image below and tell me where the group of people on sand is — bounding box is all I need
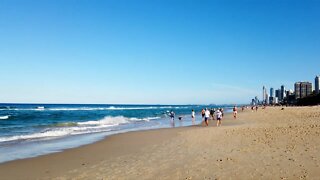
[196,107,227,127]
[169,106,238,127]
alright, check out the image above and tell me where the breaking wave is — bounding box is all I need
[0,115,10,120]
[0,116,160,143]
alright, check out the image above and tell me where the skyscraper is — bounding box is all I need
[262,86,266,104]
[295,82,312,99]
[255,96,259,105]
[270,88,274,98]
[275,89,280,100]
[251,99,255,105]
[280,85,285,101]
[315,76,319,94]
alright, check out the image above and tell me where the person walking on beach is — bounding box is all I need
[220,108,224,117]
[191,109,195,125]
[210,108,215,120]
[201,109,205,121]
[233,106,238,119]
[216,109,222,127]
[204,108,210,126]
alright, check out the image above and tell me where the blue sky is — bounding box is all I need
[0,0,320,104]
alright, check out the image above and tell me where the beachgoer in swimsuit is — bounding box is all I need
[204,108,210,126]
[233,106,238,119]
[170,110,175,121]
[220,108,224,117]
[191,109,195,125]
[201,109,205,121]
[216,109,222,127]
[210,108,215,120]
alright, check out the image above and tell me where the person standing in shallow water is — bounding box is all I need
[201,109,205,121]
[191,109,195,125]
[170,110,175,121]
[204,108,210,126]
[210,108,215,120]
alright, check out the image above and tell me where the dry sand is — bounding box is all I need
[0,106,320,179]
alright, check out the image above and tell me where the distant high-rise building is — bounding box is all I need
[270,88,274,98]
[269,96,277,105]
[251,99,255,105]
[295,83,300,99]
[315,76,320,94]
[262,86,266,103]
[295,82,312,99]
[266,93,269,104]
[269,97,273,104]
[286,89,294,97]
[275,89,280,99]
[280,85,286,101]
[255,96,259,105]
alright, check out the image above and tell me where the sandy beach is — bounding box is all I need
[0,106,320,179]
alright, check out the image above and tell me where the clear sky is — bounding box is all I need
[0,0,319,104]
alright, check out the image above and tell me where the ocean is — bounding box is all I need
[0,103,232,163]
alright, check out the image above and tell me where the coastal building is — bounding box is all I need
[315,76,320,94]
[270,88,274,98]
[255,96,259,105]
[266,93,269,104]
[251,99,255,105]
[295,82,312,99]
[280,85,286,101]
[269,97,273,104]
[275,89,281,100]
[262,86,267,104]
[286,89,294,97]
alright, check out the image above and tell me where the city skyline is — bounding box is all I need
[1,0,320,104]
[255,74,319,105]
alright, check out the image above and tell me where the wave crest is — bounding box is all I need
[0,116,160,143]
[0,115,10,120]
[77,116,160,126]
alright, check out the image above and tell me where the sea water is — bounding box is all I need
[0,104,231,163]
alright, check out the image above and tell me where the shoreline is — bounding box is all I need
[1,107,319,179]
[0,113,212,164]
[0,111,238,164]
[0,124,211,179]
[0,104,232,164]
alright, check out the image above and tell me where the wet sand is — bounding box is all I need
[0,106,320,179]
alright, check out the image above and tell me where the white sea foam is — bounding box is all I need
[0,115,9,120]
[78,116,129,126]
[0,126,113,143]
[77,116,159,126]
[0,116,160,143]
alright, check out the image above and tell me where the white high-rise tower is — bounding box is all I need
[262,86,267,104]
